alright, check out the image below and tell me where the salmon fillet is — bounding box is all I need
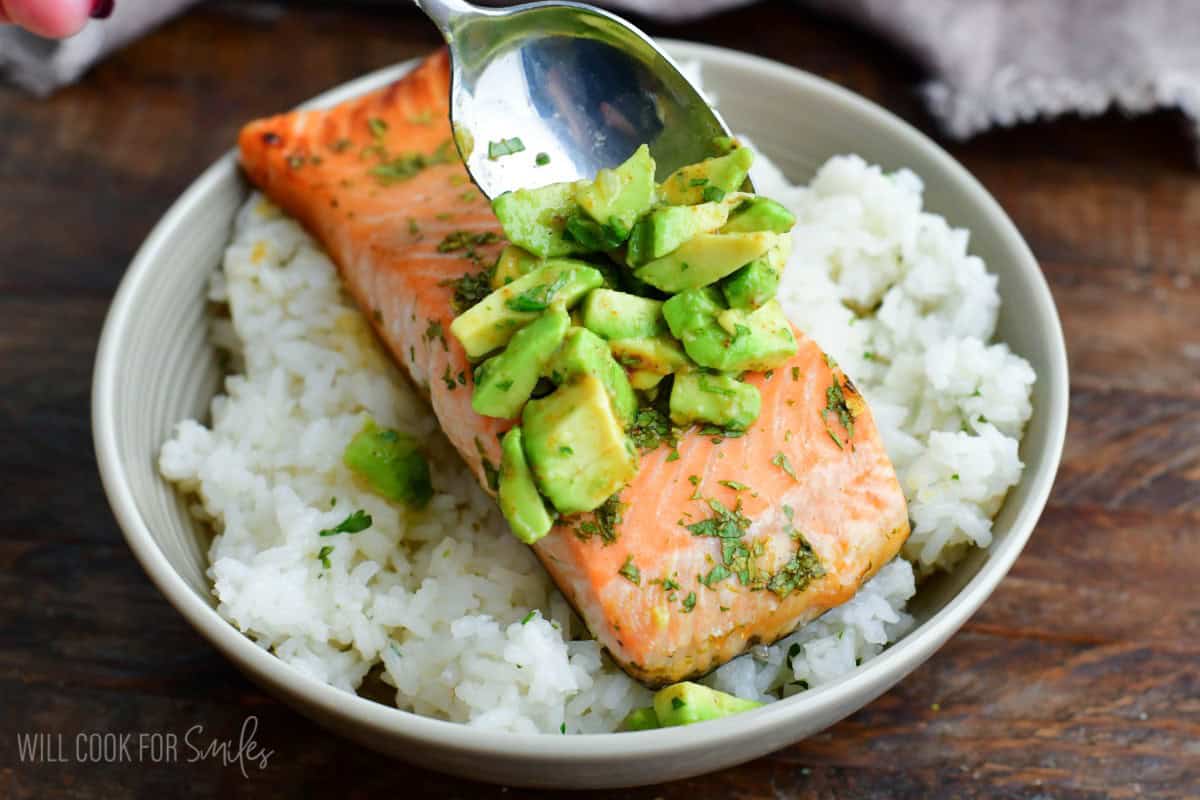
[238,49,911,686]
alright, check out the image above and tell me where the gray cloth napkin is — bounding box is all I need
[0,0,197,96]
[4,0,1199,147]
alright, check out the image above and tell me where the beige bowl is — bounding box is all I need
[93,41,1068,789]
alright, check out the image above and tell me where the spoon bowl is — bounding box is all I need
[415,0,736,197]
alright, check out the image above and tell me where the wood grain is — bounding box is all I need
[0,2,1197,798]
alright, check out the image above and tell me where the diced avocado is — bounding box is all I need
[652,682,763,727]
[669,372,761,429]
[450,262,604,359]
[634,232,777,293]
[662,289,798,372]
[658,147,754,205]
[619,706,661,731]
[721,257,780,310]
[575,144,655,233]
[472,307,570,419]
[493,180,589,257]
[491,245,543,289]
[522,374,638,514]
[498,428,554,544]
[564,215,629,251]
[342,419,432,509]
[580,289,666,340]
[608,335,692,376]
[625,202,732,267]
[546,327,637,426]
[720,196,796,234]
[628,370,665,391]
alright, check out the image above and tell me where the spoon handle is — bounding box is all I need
[412,0,479,37]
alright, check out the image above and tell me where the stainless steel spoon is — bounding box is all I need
[412,0,738,199]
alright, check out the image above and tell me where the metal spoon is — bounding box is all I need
[412,0,738,199]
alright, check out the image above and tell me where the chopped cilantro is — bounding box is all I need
[487,137,526,159]
[671,697,685,710]
[682,592,696,613]
[718,480,749,492]
[521,610,538,625]
[445,267,494,313]
[771,451,798,481]
[442,365,457,391]
[702,186,726,203]
[700,564,731,588]
[666,449,681,462]
[791,366,800,381]
[506,273,568,312]
[767,536,825,598]
[317,545,334,569]
[628,405,677,453]
[662,577,681,591]
[619,555,641,585]
[535,152,551,166]
[425,319,448,350]
[367,118,388,138]
[821,377,856,450]
[319,509,372,537]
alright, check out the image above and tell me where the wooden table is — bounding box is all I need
[2,2,1196,797]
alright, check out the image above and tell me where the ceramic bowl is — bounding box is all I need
[92,41,1068,789]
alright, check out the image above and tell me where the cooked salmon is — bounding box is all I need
[238,49,910,686]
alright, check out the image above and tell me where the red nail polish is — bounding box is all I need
[91,0,114,19]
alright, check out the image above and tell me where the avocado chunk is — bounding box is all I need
[720,196,796,234]
[493,180,590,258]
[658,147,754,205]
[580,289,666,340]
[721,253,781,311]
[634,232,777,293]
[342,419,433,509]
[522,374,638,514]
[608,335,692,376]
[669,371,761,429]
[625,201,733,267]
[662,288,798,372]
[652,682,763,727]
[574,144,655,233]
[497,427,554,544]
[628,370,665,391]
[618,706,661,731]
[472,307,570,419]
[450,262,603,359]
[547,327,637,426]
[491,245,543,289]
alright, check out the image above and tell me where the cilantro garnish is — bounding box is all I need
[506,273,568,312]
[317,545,334,569]
[318,509,372,537]
[535,152,551,166]
[487,137,526,159]
[619,555,641,585]
[771,451,798,481]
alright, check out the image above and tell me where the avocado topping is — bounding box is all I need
[447,139,800,545]
[342,419,432,509]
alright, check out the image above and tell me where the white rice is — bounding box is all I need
[160,150,1034,733]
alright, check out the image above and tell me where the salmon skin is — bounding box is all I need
[239,49,910,687]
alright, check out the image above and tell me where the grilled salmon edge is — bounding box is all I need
[237,48,912,688]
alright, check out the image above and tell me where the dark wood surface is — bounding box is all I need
[2,2,1197,797]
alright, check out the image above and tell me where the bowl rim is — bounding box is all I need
[92,39,1068,762]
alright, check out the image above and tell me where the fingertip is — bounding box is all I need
[2,0,93,38]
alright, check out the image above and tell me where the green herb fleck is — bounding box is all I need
[771,451,798,481]
[702,186,726,203]
[719,480,749,492]
[791,366,800,382]
[442,365,457,391]
[319,509,372,537]
[821,377,856,450]
[671,697,685,710]
[521,610,538,625]
[535,152,551,166]
[317,545,334,569]
[689,177,709,187]
[487,137,526,159]
[682,592,696,613]
[445,266,495,313]
[699,564,731,588]
[506,273,568,312]
[628,406,676,452]
[425,319,447,350]
[619,555,641,585]
[767,536,826,598]
[367,118,388,138]
[662,577,681,591]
